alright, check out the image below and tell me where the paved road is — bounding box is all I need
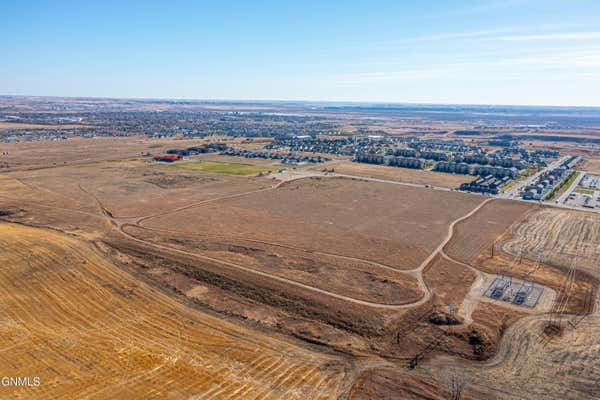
[556,171,585,205]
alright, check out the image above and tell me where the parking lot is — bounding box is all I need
[565,191,600,209]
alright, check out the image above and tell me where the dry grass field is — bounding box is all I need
[122,224,424,304]
[503,208,600,278]
[582,156,600,173]
[0,222,346,400]
[320,161,473,188]
[2,160,269,218]
[142,177,483,269]
[445,201,596,315]
[445,199,536,264]
[423,255,477,309]
[0,136,235,171]
[349,369,460,400]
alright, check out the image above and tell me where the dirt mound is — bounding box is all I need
[429,311,463,326]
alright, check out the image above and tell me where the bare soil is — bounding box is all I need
[445,199,536,264]
[143,177,483,269]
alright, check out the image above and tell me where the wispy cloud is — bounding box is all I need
[379,23,593,48]
[335,47,600,86]
[390,28,516,44]
[497,32,600,41]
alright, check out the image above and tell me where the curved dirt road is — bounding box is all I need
[107,179,494,310]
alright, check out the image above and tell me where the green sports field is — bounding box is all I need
[167,160,277,176]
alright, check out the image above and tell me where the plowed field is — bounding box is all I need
[142,177,483,270]
[503,208,600,278]
[0,223,346,399]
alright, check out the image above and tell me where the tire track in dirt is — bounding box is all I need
[105,179,493,309]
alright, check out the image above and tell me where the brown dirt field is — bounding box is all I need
[102,230,393,337]
[0,222,347,399]
[464,302,528,357]
[423,254,477,309]
[322,161,473,188]
[143,177,483,269]
[122,225,424,304]
[106,236,377,356]
[0,136,233,171]
[348,368,472,400]
[470,302,526,333]
[445,199,536,264]
[583,157,600,173]
[1,160,269,218]
[440,198,596,314]
[503,208,600,279]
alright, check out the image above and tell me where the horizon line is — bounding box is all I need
[2,93,600,110]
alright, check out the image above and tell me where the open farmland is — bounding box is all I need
[141,177,484,270]
[328,161,473,188]
[0,222,346,400]
[122,224,424,304]
[582,155,600,173]
[423,254,477,309]
[445,199,536,264]
[0,136,231,171]
[444,201,597,317]
[348,369,458,400]
[503,208,600,278]
[1,160,269,218]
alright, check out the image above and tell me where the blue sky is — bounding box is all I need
[2,0,600,106]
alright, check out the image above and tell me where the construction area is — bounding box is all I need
[0,131,598,399]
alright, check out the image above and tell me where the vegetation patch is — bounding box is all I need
[545,171,579,200]
[574,186,595,195]
[166,160,277,176]
[500,180,518,193]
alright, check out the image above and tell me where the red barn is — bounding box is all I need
[153,155,182,162]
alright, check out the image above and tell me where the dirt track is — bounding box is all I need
[421,287,600,399]
[108,181,492,310]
